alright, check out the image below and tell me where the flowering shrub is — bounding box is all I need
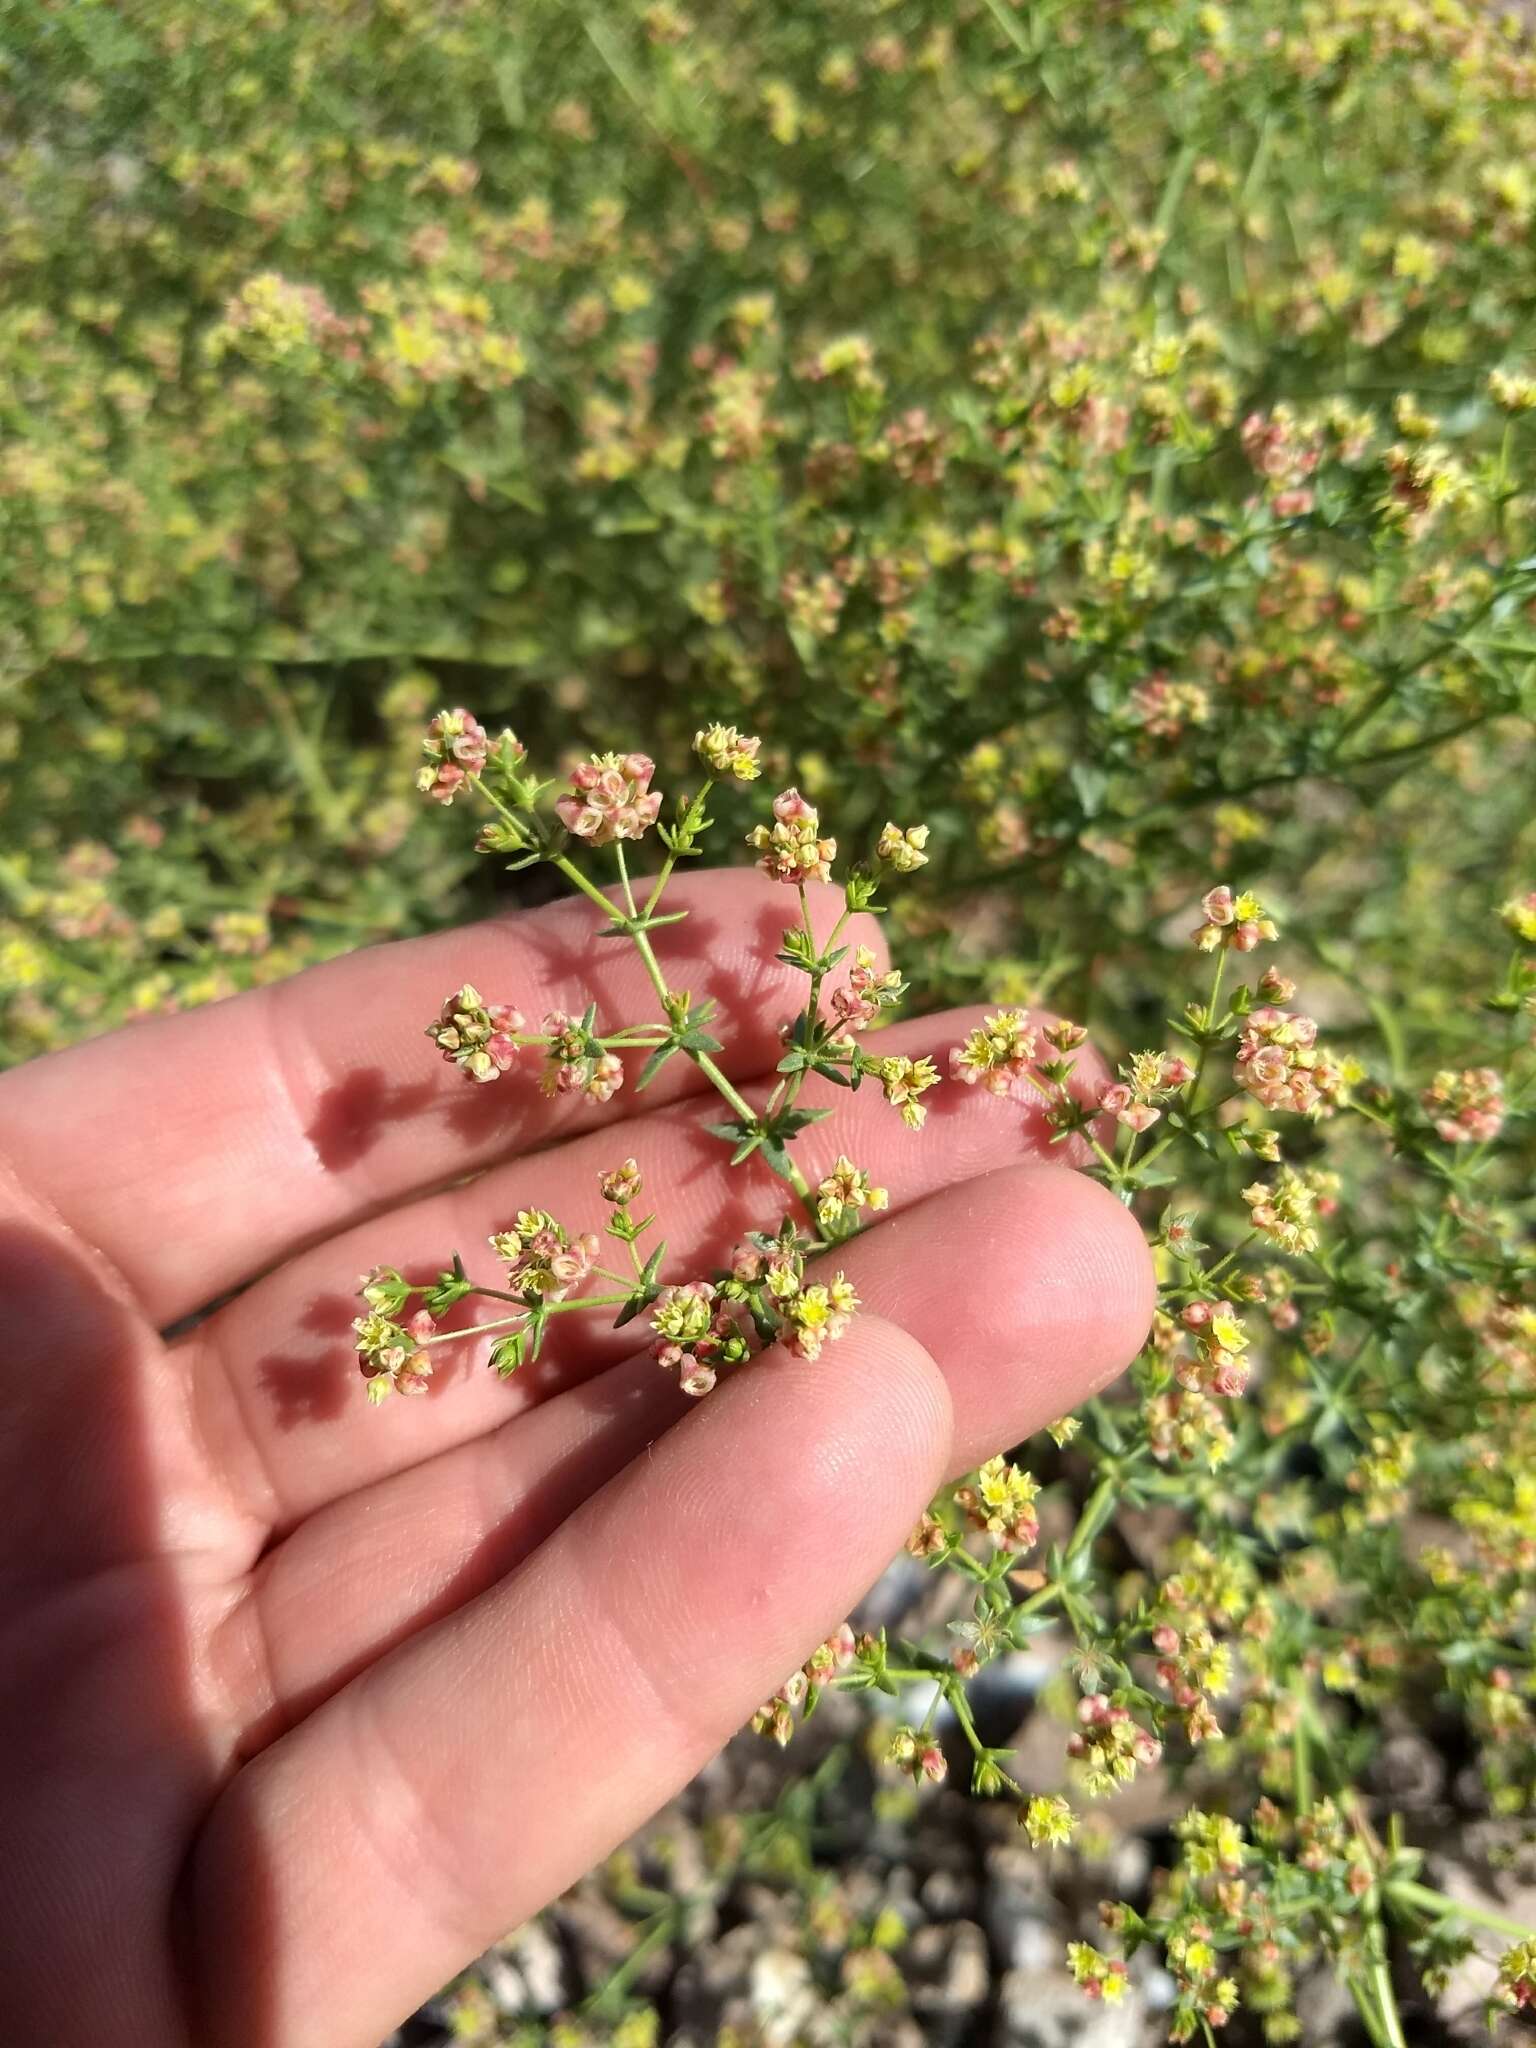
[3,0,1536,2037]
[5,0,1536,1073]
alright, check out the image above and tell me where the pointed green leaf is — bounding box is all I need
[637,1041,680,1091]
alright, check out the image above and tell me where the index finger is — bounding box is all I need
[0,868,885,1327]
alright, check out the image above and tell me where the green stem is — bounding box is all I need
[1367,1946,1407,2048]
[1344,1973,1393,2048]
[614,839,641,920]
[1066,1477,1119,1562]
[602,852,815,1211]
[1388,1879,1536,1945]
[1292,1690,1314,1816]
[1189,947,1228,1102]
[581,1904,679,2017]
[551,848,628,923]
[425,1289,634,1339]
[642,778,714,917]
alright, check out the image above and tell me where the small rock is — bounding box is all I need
[905,1919,991,2042]
[921,1867,975,1919]
[748,1946,822,2046]
[670,1922,771,2036]
[1293,1961,1358,2040]
[555,1888,670,2002]
[994,1966,1146,2046]
[491,1917,568,2015]
[864,2020,927,2048]
[984,1843,1059,1975]
[1369,1730,1446,1810]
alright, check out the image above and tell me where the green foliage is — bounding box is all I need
[4,0,1535,1064]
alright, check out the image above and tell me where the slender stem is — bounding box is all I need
[614,840,641,920]
[1388,1879,1536,1944]
[420,1314,526,1346]
[1063,1477,1118,1568]
[642,777,714,918]
[1292,1690,1314,1816]
[424,1289,634,1340]
[1344,1973,1393,2048]
[773,886,849,1123]
[1203,1231,1258,1287]
[947,1679,1021,1793]
[564,843,816,1212]
[551,849,627,923]
[1189,947,1228,1102]
[1367,1947,1407,2048]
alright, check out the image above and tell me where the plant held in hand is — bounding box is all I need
[357,715,936,1407]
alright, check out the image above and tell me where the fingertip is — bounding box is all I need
[832,1162,1154,1472]
[951,1163,1154,1463]
[679,1310,953,1544]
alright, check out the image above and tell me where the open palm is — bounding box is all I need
[0,867,1152,2048]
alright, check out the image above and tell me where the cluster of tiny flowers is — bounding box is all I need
[1242,1168,1320,1254]
[776,1266,860,1359]
[555,751,662,845]
[1151,1621,1231,1745]
[490,1211,600,1299]
[1501,889,1536,943]
[1497,1938,1536,2012]
[1066,1693,1162,1795]
[874,1052,941,1128]
[886,1724,948,1784]
[1066,1943,1131,2005]
[693,722,762,781]
[1294,1800,1374,1891]
[426,983,525,1083]
[954,1455,1041,1550]
[747,787,837,884]
[815,1155,888,1233]
[1164,1927,1240,2038]
[1421,1064,1505,1143]
[353,1306,434,1403]
[875,820,930,872]
[1020,1793,1076,1849]
[1192,884,1279,952]
[1234,1006,1344,1116]
[599,1156,642,1205]
[949,1007,1038,1095]
[1178,1299,1252,1398]
[828,946,905,1035]
[650,1281,749,1398]
[540,1010,624,1102]
[1100,1048,1195,1132]
[1147,1385,1235,1470]
[751,1623,857,1745]
[725,1239,862,1362]
[416,706,490,805]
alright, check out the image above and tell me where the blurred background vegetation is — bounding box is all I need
[3,0,1533,1079]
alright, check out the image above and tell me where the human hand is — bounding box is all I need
[0,867,1152,2047]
